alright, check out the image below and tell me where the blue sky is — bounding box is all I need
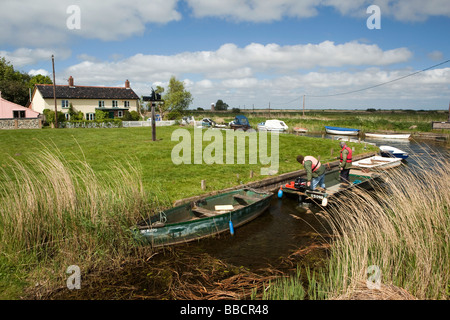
[1,0,449,110]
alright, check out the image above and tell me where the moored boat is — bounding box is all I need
[293,127,308,133]
[134,188,273,247]
[365,132,411,139]
[257,119,289,132]
[379,145,409,159]
[352,156,402,171]
[325,126,360,136]
[279,168,380,207]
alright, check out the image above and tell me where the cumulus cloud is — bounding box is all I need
[186,0,450,22]
[0,0,181,46]
[0,48,71,68]
[54,40,450,109]
[64,41,412,85]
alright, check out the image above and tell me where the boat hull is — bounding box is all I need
[134,189,272,247]
[325,126,360,136]
[379,146,409,159]
[352,156,402,171]
[365,133,410,139]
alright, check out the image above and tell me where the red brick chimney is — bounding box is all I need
[125,79,130,89]
[68,76,74,87]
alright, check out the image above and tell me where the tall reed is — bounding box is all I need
[0,146,157,287]
[263,148,449,300]
[325,151,449,299]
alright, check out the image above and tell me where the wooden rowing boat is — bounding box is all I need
[352,156,402,171]
[133,188,273,247]
[365,132,411,139]
[325,126,360,136]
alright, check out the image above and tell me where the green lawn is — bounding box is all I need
[0,126,377,204]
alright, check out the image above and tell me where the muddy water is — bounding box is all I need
[188,196,330,270]
[183,137,448,272]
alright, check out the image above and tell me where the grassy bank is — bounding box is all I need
[262,153,449,300]
[0,125,377,298]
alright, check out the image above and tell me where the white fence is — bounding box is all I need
[122,120,176,127]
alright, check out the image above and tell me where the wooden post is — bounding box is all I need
[330,148,334,156]
[250,170,254,178]
[151,103,156,141]
[52,55,58,128]
[201,180,206,190]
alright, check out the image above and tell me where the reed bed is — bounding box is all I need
[264,149,449,300]
[0,146,159,291]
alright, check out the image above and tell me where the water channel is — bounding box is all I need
[184,135,449,271]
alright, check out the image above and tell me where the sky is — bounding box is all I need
[0,0,449,110]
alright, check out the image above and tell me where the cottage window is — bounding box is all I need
[65,113,70,120]
[13,110,26,118]
[62,100,69,108]
[98,101,105,108]
[112,100,118,108]
[118,111,123,118]
[86,113,95,121]
[124,101,130,108]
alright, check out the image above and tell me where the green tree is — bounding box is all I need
[161,76,192,120]
[0,57,53,106]
[28,74,52,89]
[215,99,229,111]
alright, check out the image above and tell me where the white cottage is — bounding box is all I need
[30,77,140,120]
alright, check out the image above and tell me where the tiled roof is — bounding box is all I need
[35,85,140,100]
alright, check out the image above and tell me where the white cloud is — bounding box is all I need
[0,48,71,68]
[186,0,450,22]
[0,0,181,46]
[64,41,412,86]
[186,0,320,22]
[55,41,450,109]
[28,69,50,77]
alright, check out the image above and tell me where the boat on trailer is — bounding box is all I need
[279,168,381,207]
[325,126,360,136]
[133,188,273,247]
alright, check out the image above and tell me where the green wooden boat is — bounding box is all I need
[133,188,273,247]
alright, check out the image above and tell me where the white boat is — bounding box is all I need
[257,119,289,132]
[365,132,411,139]
[379,145,409,159]
[352,156,402,171]
[325,126,360,136]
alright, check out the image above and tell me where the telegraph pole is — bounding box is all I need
[302,95,305,117]
[52,55,58,128]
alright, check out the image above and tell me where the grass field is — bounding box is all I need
[0,126,375,202]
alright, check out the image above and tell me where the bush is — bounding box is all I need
[42,109,66,126]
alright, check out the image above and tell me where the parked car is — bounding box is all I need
[229,115,251,131]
